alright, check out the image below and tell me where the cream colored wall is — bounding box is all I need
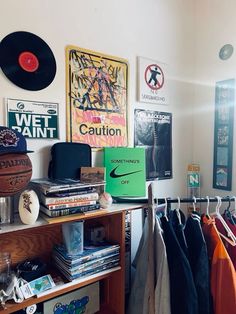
[193,0,236,201]
[0,0,196,259]
[0,0,195,200]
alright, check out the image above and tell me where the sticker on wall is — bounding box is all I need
[6,98,59,139]
[66,46,128,148]
[213,79,235,191]
[187,164,201,213]
[138,56,169,105]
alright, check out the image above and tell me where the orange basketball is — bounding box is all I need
[0,153,32,196]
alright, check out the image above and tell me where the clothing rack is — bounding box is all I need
[156,196,236,204]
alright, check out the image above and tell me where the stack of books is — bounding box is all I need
[30,178,105,217]
[52,243,120,281]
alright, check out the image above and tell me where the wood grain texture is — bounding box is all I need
[0,210,127,314]
[0,224,62,266]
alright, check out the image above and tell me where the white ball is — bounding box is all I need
[99,192,113,208]
[18,189,40,225]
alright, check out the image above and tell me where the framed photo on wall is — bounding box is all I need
[213,79,235,190]
[66,46,128,148]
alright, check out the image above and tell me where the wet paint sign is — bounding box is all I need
[7,98,59,139]
[138,56,169,105]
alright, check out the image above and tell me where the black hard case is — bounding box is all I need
[48,142,91,179]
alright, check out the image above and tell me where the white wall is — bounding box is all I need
[0,0,196,259]
[0,0,195,199]
[193,0,236,200]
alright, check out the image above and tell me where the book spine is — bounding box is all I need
[41,192,99,205]
[32,181,105,195]
[46,200,97,210]
[40,204,100,217]
[46,187,96,198]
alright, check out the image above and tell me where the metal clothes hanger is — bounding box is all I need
[175,196,182,224]
[191,196,201,220]
[193,196,197,212]
[224,196,235,225]
[206,196,210,218]
[231,196,236,223]
[164,197,168,220]
[211,196,236,246]
[233,197,236,216]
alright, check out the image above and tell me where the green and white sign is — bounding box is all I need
[7,98,59,139]
[104,147,146,197]
[187,173,200,188]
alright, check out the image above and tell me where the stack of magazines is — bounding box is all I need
[30,178,105,217]
[52,243,120,281]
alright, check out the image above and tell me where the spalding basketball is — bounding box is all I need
[0,153,32,196]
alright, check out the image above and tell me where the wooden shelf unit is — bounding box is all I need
[0,204,145,314]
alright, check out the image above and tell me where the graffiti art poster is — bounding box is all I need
[138,56,169,105]
[66,46,128,147]
[134,109,172,180]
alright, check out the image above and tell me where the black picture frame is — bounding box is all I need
[213,79,235,190]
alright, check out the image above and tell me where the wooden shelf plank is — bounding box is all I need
[0,267,121,314]
[0,203,145,234]
[0,203,142,314]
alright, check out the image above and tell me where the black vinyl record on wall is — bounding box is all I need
[0,31,56,91]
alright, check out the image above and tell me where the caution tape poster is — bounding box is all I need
[138,56,169,105]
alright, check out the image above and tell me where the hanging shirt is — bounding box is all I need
[215,214,236,270]
[184,214,210,314]
[160,216,198,314]
[154,217,171,314]
[127,210,155,314]
[169,209,189,258]
[202,215,236,314]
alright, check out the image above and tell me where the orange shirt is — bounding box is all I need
[202,215,236,314]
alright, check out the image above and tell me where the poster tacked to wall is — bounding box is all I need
[134,109,172,180]
[66,46,128,148]
[6,98,59,139]
[138,56,169,105]
[213,79,235,191]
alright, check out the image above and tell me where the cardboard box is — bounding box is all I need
[43,282,99,314]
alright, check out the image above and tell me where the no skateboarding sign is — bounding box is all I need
[138,57,169,105]
[145,64,164,90]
